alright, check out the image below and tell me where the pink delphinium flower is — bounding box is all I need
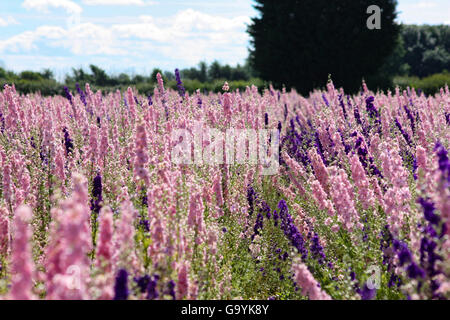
[329,167,359,232]
[0,206,9,256]
[113,200,140,273]
[293,261,331,300]
[99,123,110,165]
[4,85,19,132]
[127,87,136,120]
[96,206,114,272]
[222,82,232,121]
[156,72,165,98]
[380,143,411,234]
[213,173,223,207]
[156,72,167,115]
[177,262,189,300]
[309,149,329,193]
[10,205,35,300]
[282,152,306,195]
[416,145,428,173]
[350,154,375,210]
[311,180,335,216]
[54,144,66,183]
[87,124,99,164]
[45,174,92,300]
[133,121,150,188]
[2,162,13,205]
[95,206,114,300]
[188,191,204,232]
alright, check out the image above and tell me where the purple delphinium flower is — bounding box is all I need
[393,239,412,267]
[261,201,271,220]
[114,269,129,300]
[365,96,378,119]
[252,212,264,240]
[147,275,159,300]
[418,198,439,226]
[322,93,329,107]
[338,94,347,120]
[142,194,148,206]
[148,94,153,106]
[140,219,150,233]
[30,136,36,149]
[247,185,256,216]
[406,263,425,279]
[134,275,150,293]
[0,110,5,133]
[174,68,185,98]
[76,83,87,107]
[365,96,382,134]
[63,86,73,105]
[388,273,401,288]
[167,280,176,300]
[394,118,412,146]
[403,105,416,134]
[360,283,377,300]
[62,127,74,155]
[314,131,327,165]
[310,232,326,265]
[277,200,307,260]
[354,137,369,170]
[434,141,450,184]
[90,173,103,215]
[354,105,362,126]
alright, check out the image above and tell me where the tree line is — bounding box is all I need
[1,18,449,96]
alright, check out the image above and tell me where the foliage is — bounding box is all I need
[248,0,400,94]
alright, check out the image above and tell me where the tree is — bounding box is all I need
[208,61,222,80]
[89,65,109,86]
[401,24,450,78]
[248,0,400,94]
[150,68,163,83]
[0,67,7,79]
[19,71,42,81]
[117,73,131,85]
[198,61,208,82]
[41,69,54,80]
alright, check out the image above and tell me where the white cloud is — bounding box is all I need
[112,9,250,42]
[22,0,83,15]
[412,1,437,9]
[0,26,66,52]
[0,16,19,27]
[0,23,124,55]
[82,0,156,5]
[0,8,250,68]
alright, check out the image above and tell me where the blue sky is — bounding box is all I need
[0,0,449,79]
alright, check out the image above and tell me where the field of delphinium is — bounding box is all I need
[0,73,449,300]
